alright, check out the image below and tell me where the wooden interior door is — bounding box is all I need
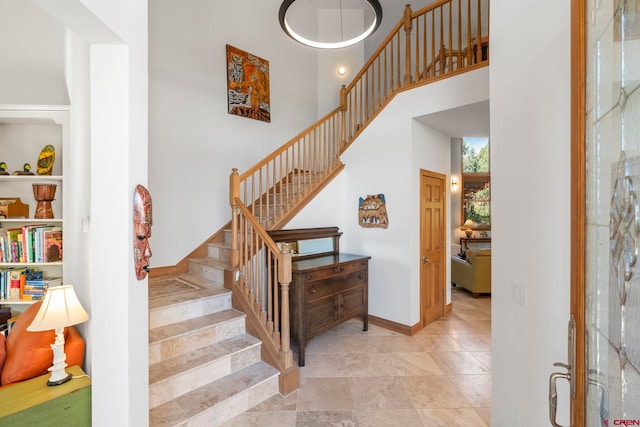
[420,169,446,327]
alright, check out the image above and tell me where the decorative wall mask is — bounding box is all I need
[226,45,270,122]
[358,194,388,228]
[133,185,153,280]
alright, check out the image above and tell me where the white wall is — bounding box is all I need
[290,67,489,327]
[0,0,66,105]
[33,0,150,425]
[149,0,328,268]
[490,0,571,425]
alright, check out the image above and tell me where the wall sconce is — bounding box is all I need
[337,66,347,76]
[451,176,458,191]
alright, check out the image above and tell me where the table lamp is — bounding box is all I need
[463,219,474,238]
[27,285,89,386]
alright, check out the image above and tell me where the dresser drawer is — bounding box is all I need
[304,270,365,302]
[301,259,368,282]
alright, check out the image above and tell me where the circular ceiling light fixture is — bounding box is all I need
[279,0,383,49]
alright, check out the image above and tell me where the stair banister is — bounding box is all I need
[225,0,489,394]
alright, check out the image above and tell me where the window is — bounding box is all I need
[462,137,490,228]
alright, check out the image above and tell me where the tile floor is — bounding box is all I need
[221,285,491,427]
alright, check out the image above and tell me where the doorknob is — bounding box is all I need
[422,257,430,263]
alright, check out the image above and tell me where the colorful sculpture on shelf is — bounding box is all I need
[37,144,55,175]
[133,185,153,280]
[13,163,34,175]
[0,162,8,175]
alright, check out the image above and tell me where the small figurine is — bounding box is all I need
[13,163,34,175]
[0,162,8,175]
[37,145,56,176]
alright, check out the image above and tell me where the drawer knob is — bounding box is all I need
[358,274,362,279]
[333,267,339,273]
[310,286,317,294]
[306,274,312,280]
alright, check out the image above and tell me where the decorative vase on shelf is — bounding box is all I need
[33,183,57,219]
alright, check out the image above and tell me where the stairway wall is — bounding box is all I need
[149,0,360,268]
[288,67,490,327]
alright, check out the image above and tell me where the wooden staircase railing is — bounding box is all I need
[227,0,489,394]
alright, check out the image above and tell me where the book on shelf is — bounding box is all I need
[8,267,26,300]
[43,227,62,262]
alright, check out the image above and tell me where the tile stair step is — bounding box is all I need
[149,309,246,364]
[188,257,228,284]
[149,274,232,329]
[149,361,279,427]
[207,240,231,260]
[149,333,262,409]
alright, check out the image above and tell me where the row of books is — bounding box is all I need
[0,267,61,301]
[0,224,62,264]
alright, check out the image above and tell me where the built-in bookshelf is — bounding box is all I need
[0,105,68,309]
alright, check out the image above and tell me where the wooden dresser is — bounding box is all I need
[269,228,370,366]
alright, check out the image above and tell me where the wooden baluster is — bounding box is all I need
[340,85,347,149]
[415,13,420,80]
[438,6,447,75]
[403,4,413,86]
[266,249,274,335]
[431,11,435,78]
[383,47,388,100]
[229,168,240,269]
[396,33,401,89]
[467,0,473,64]
[421,14,427,79]
[458,0,462,69]
[278,243,293,368]
[448,2,453,73]
[476,0,482,62]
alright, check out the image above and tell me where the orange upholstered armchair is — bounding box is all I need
[0,301,85,388]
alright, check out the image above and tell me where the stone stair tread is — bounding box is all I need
[149,362,279,427]
[149,276,230,311]
[189,257,229,269]
[207,240,231,249]
[149,309,244,345]
[149,333,261,385]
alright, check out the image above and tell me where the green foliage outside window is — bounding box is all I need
[462,138,490,227]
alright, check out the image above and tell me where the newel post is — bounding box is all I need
[229,168,240,268]
[278,244,293,368]
[403,4,413,86]
[339,85,347,148]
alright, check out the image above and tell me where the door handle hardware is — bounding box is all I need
[422,257,430,263]
[549,368,571,427]
[548,316,576,427]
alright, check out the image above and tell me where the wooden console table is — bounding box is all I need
[269,227,370,366]
[0,365,91,426]
[460,237,491,250]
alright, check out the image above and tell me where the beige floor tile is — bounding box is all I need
[296,377,355,411]
[219,411,297,426]
[400,375,471,409]
[469,351,492,371]
[349,376,414,410]
[416,407,488,426]
[356,409,425,427]
[414,334,466,352]
[449,374,492,407]
[305,333,345,354]
[474,407,492,426]
[343,352,396,377]
[296,410,359,426]
[387,352,445,376]
[451,333,491,352]
[429,351,491,375]
[300,353,350,378]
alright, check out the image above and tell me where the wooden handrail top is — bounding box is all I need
[235,199,284,254]
[344,0,473,94]
[238,107,342,181]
